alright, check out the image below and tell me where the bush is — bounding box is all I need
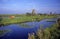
[26,13,32,16]
[57,18,60,26]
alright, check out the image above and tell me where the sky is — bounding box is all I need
[0,0,60,14]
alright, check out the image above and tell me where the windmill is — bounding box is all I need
[32,9,36,15]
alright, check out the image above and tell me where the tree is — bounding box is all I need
[0,16,3,26]
[57,18,60,26]
[0,16,3,22]
[26,13,31,16]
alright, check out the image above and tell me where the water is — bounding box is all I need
[0,18,57,39]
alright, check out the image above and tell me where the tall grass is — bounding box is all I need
[28,19,60,39]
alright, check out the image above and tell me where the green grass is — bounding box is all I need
[1,15,57,25]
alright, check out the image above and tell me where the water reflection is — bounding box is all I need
[0,18,56,39]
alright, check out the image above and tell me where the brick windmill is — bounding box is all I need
[32,9,36,15]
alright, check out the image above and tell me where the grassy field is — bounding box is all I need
[0,14,57,25]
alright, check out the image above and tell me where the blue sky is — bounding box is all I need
[0,0,60,14]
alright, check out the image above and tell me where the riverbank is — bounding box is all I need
[28,23,60,39]
[0,17,59,39]
[0,15,56,26]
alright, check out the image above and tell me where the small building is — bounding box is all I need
[9,16,15,19]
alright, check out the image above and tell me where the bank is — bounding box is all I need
[28,19,60,39]
[0,15,56,26]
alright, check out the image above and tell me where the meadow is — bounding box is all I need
[0,14,57,25]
